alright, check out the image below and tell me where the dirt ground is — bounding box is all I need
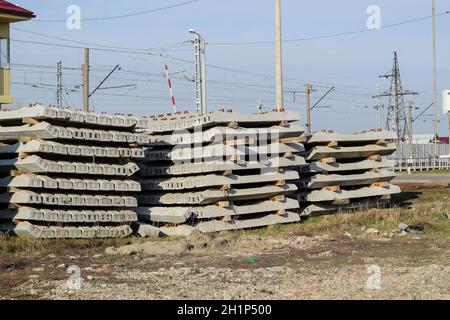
[1,186,449,300]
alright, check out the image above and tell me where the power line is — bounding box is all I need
[209,10,450,45]
[33,0,202,22]
[11,26,190,52]
[11,42,378,93]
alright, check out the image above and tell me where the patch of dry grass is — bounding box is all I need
[240,187,450,238]
[0,235,146,257]
[1,188,449,255]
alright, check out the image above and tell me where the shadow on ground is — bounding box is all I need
[392,191,422,208]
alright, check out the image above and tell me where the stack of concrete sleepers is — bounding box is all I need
[297,130,400,217]
[134,109,307,236]
[0,104,147,238]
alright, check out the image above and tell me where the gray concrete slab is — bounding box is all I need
[0,123,57,141]
[126,181,141,192]
[13,221,44,238]
[143,142,304,162]
[145,125,305,146]
[196,211,301,234]
[299,159,395,174]
[145,110,301,133]
[98,180,115,191]
[70,179,87,190]
[138,155,306,176]
[298,184,401,203]
[7,207,137,223]
[7,190,138,207]
[14,155,139,176]
[0,121,143,143]
[11,222,133,239]
[0,105,138,128]
[136,207,192,224]
[8,191,42,205]
[131,221,161,238]
[303,130,397,146]
[0,105,58,122]
[139,170,299,191]
[301,144,397,161]
[6,175,41,188]
[60,161,77,173]
[137,184,298,205]
[192,198,300,219]
[299,170,396,189]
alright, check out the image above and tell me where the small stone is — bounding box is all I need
[365,228,379,235]
[343,232,352,238]
[32,267,44,272]
[57,264,66,269]
[87,275,94,281]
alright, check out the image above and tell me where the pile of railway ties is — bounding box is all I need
[0,105,400,238]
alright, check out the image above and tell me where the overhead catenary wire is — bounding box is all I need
[32,0,203,22]
[11,26,191,52]
[209,10,450,45]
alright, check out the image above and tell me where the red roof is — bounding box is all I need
[439,137,449,144]
[0,0,34,18]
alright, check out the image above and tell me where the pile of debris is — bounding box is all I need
[134,109,307,237]
[297,130,400,217]
[0,105,147,238]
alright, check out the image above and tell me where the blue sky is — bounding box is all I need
[8,0,450,134]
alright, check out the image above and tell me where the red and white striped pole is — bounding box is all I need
[164,64,177,113]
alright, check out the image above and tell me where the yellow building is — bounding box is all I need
[0,0,34,105]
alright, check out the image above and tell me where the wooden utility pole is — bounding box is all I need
[306,83,312,134]
[275,0,284,111]
[82,48,90,112]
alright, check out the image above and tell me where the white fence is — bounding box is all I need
[389,143,450,172]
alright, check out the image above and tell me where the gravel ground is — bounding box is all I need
[3,233,449,300]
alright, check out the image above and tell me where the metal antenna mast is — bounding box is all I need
[377,51,418,141]
[189,29,206,114]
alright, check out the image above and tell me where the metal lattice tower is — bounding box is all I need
[56,61,62,108]
[378,51,418,141]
